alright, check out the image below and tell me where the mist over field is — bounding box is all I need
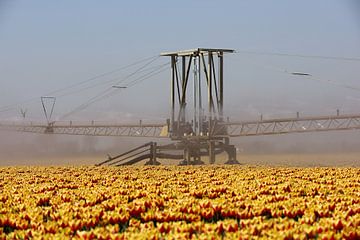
[1,130,359,166]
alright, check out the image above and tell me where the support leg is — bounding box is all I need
[145,142,161,165]
[224,144,240,164]
[179,147,190,165]
[179,142,204,165]
[192,144,204,165]
[208,141,215,164]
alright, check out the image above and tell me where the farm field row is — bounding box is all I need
[0,166,359,239]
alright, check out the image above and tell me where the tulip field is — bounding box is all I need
[0,166,359,239]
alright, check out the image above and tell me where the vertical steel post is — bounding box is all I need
[181,56,186,123]
[209,141,215,164]
[219,52,224,121]
[207,53,213,137]
[193,56,197,135]
[171,56,176,135]
[208,53,213,121]
[198,55,202,134]
[152,142,157,164]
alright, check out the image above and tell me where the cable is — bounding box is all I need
[55,57,163,98]
[233,54,360,93]
[60,63,169,119]
[0,55,160,113]
[229,54,289,74]
[60,89,118,119]
[3,50,358,114]
[303,75,360,92]
[126,66,168,87]
[1,56,162,118]
[125,62,170,87]
[59,58,166,119]
[47,55,160,96]
[235,50,360,62]
[107,56,162,87]
[62,63,169,119]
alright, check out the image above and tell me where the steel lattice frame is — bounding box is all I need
[0,122,166,138]
[214,114,360,137]
[1,114,360,138]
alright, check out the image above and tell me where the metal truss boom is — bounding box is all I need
[0,122,167,138]
[1,114,360,138]
[215,114,360,137]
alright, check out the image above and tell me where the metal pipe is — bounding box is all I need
[219,52,224,120]
[193,56,197,134]
[198,55,202,134]
[208,53,213,121]
[171,56,175,134]
[181,56,186,122]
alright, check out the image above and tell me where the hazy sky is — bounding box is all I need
[1,0,360,123]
